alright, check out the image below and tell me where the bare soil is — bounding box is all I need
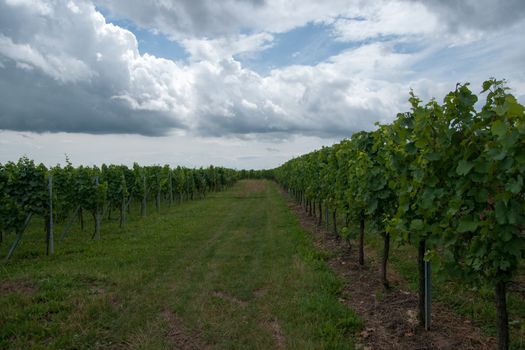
[237,180,267,197]
[286,198,498,350]
[212,290,248,307]
[162,309,211,350]
[266,319,285,349]
[0,280,36,296]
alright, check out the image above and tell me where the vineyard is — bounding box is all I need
[1,79,524,349]
[274,79,525,349]
[0,159,240,259]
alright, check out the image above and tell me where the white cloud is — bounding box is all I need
[0,130,337,169]
[0,0,192,134]
[66,0,79,13]
[0,34,94,83]
[95,0,350,39]
[94,0,525,47]
[417,0,525,32]
[5,0,52,15]
[331,1,438,42]
[181,32,274,62]
[0,0,524,145]
[241,99,258,110]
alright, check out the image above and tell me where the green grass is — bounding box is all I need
[0,180,360,349]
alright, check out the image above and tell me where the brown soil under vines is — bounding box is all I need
[285,195,497,350]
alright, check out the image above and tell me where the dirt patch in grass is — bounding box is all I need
[162,309,210,350]
[253,287,268,298]
[88,286,106,295]
[264,318,285,349]
[238,180,267,197]
[0,280,36,296]
[212,290,248,307]
[285,196,497,350]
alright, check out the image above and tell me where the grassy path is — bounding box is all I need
[0,180,360,349]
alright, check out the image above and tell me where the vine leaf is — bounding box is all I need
[456,160,474,176]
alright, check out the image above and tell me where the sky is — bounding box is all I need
[0,0,524,170]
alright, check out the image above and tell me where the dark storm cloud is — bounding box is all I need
[0,61,180,136]
[0,0,193,137]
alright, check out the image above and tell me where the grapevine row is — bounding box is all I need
[0,160,239,259]
[274,79,525,350]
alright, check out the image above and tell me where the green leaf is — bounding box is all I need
[507,237,524,258]
[456,160,474,176]
[424,152,441,161]
[410,219,424,231]
[421,189,434,209]
[493,105,508,117]
[495,201,507,225]
[500,130,519,149]
[457,219,479,233]
[491,120,507,138]
[366,199,378,214]
[507,200,523,224]
[405,142,417,155]
[505,175,523,194]
[506,95,525,117]
[482,80,492,92]
[490,149,507,161]
[501,230,512,242]
[474,188,489,203]
[499,259,510,271]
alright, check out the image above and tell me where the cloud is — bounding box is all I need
[0,0,524,141]
[414,0,525,32]
[96,0,525,44]
[0,0,191,135]
[330,0,525,48]
[0,130,336,169]
[181,32,274,62]
[95,0,349,39]
[0,60,181,135]
[0,34,94,83]
[0,0,412,138]
[185,43,413,137]
[331,1,438,42]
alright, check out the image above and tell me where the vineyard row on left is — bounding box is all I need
[0,159,249,259]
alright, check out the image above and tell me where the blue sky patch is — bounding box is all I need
[238,22,358,74]
[96,6,189,62]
